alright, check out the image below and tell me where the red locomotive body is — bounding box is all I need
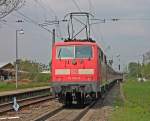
[52,41,98,82]
[51,40,112,105]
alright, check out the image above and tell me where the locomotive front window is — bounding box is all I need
[56,45,92,59]
[75,46,92,58]
[57,46,74,59]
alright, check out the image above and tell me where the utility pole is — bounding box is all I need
[16,30,18,89]
[52,29,55,46]
[15,29,24,89]
[142,54,145,78]
[142,54,145,65]
[116,54,120,71]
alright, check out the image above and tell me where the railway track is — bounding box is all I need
[33,102,97,121]
[33,92,107,121]
[0,87,53,115]
[0,99,63,121]
[0,95,55,115]
[33,81,117,121]
[0,82,120,121]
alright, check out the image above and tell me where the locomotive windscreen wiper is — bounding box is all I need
[58,48,62,59]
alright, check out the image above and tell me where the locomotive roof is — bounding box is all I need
[54,41,98,46]
[54,40,106,54]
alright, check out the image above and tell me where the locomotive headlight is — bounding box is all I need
[55,69,70,75]
[78,69,94,75]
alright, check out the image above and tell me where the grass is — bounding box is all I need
[0,81,50,92]
[0,73,51,92]
[111,79,150,121]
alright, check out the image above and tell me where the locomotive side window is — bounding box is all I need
[101,50,103,62]
[98,48,101,63]
[75,46,92,58]
[104,55,107,64]
[98,48,104,63]
[57,46,74,59]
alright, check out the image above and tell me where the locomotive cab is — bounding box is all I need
[51,41,100,105]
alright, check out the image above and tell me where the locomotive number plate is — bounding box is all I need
[71,69,78,74]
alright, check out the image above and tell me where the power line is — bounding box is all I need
[90,17,150,25]
[33,0,62,38]
[88,0,95,15]
[72,0,82,12]
[12,12,31,23]
[16,10,53,34]
[41,0,63,38]
[117,17,150,21]
[35,0,57,18]
[33,0,50,19]
[0,19,17,29]
[88,0,92,13]
[41,0,57,17]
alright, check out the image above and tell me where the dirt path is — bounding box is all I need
[81,83,121,121]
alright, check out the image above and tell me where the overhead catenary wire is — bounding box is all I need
[89,17,150,25]
[33,0,51,20]
[16,10,53,34]
[33,0,63,39]
[40,0,57,17]
[88,0,95,15]
[33,0,58,20]
[72,0,82,12]
[0,19,18,30]
[12,12,31,23]
[88,0,92,13]
[117,17,150,21]
[13,0,62,36]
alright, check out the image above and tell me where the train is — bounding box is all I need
[51,12,123,106]
[51,39,123,106]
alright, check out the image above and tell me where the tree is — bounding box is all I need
[142,63,150,79]
[0,0,25,19]
[128,62,141,78]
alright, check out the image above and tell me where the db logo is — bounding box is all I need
[71,69,78,74]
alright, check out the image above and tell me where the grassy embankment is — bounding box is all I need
[111,79,150,121]
[0,73,50,92]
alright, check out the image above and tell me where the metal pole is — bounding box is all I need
[117,55,120,71]
[52,29,55,46]
[118,58,120,71]
[16,30,18,89]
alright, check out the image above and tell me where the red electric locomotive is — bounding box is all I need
[51,12,122,105]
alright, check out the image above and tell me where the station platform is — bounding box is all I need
[0,86,50,97]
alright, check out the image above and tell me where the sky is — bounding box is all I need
[0,0,150,71]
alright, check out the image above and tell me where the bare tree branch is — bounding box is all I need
[0,0,6,6]
[0,0,25,19]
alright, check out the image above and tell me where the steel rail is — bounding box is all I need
[33,80,117,121]
[33,85,114,121]
[33,100,98,121]
[0,95,55,115]
[33,106,64,121]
